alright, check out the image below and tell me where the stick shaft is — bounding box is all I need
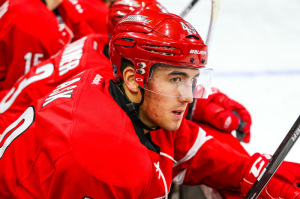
[180,0,200,18]
[245,115,300,199]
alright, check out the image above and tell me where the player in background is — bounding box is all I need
[0,0,93,90]
[68,0,116,37]
[0,9,299,199]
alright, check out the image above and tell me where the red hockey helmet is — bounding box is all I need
[109,9,212,98]
[107,0,168,35]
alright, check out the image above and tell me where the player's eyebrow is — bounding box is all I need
[168,71,200,78]
[168,71,188,77]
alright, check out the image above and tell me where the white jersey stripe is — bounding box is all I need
[172,169,187,185]
[0,1,9,19]
[160,152,177,163]
[173,127,212,168]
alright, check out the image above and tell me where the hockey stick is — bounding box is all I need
[186,0,221,120]
[245,115,300,199]
[180,0,200,18]
[205,0,221,52]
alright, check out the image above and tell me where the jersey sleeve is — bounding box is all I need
[172,119,250,190]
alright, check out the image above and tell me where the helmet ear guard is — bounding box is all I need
[134,72,145,87]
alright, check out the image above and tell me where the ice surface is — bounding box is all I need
[159,0,300,162]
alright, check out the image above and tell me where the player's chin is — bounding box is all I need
[162,120,182,131]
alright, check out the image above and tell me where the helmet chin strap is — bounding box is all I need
[118,82,160,131]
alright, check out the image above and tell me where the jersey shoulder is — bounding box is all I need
[71,70,152,186]
[36,68,151,186]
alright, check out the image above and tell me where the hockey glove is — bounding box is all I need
[241,153,300,198]
[192,87,252,143]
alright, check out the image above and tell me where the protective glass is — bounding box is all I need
[142,64,213,99]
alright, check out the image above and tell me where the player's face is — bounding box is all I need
[139,65,198,131]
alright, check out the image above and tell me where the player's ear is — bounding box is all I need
[123,66,140,93]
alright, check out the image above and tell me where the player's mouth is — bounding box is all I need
[172,110,184,119]
[172,111,182,115]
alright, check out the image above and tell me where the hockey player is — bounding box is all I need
[0,9,299,199]
[107,0,251,144]
[0,0,93,90]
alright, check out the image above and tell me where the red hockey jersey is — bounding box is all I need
[0,0,93,90]
[0,67,250,198]
[68,0,110,36]
[0,34,111,131]
[57,0,95,41]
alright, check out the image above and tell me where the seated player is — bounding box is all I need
[0,9,299,199]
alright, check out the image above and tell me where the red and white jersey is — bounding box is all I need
[152,122,250,191]
[0,0,93,90]
[0,34,111,131]
[0,68,250,198]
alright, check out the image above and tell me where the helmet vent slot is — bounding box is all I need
[147,45,159,48]
[161,52,174,56]
[185,35,200,40]
[163,46,176,50]
[145,49,159,53]
[144,45,176,56]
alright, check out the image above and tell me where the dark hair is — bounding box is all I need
[120,58,134,75]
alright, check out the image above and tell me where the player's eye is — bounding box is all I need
[170,77,181,83]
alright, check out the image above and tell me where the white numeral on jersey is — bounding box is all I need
[0,106,35,159]
[24,52,44,74]
[0,63,54,113]
[180,22,197,35]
